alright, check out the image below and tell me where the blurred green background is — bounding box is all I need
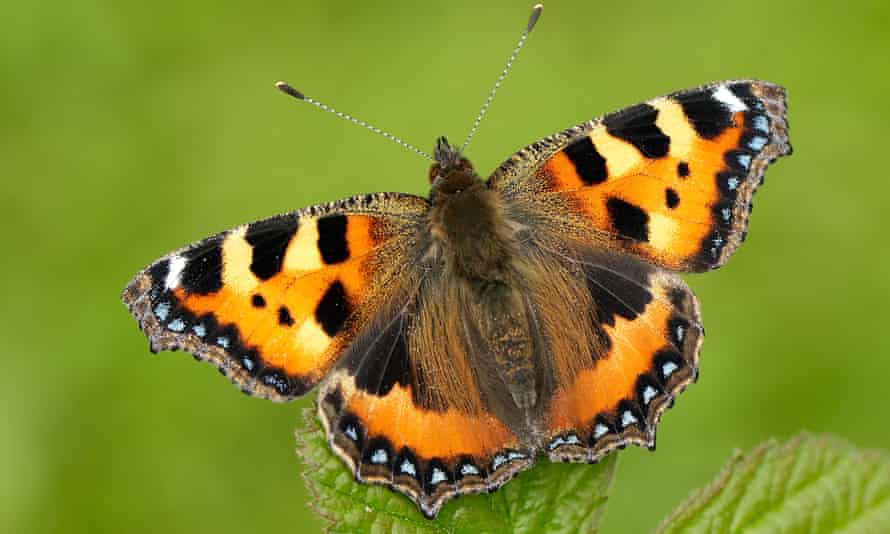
[4,0,889,532]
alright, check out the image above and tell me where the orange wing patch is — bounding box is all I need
[121,193,428,401]
[542,257,703,462]
[171,215,379,378]
[491,80,791,272]
[548,108,745,267]
[318,370,531,519]
[346,385,517,459]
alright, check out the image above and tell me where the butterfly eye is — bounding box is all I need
[458,157,475,174]
[428,163,442,184]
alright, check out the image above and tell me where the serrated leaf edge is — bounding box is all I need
[656,432,890,533]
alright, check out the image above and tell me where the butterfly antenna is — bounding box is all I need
[459,3,543,153]
[275,81,433,161]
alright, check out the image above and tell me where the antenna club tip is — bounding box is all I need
[527,4,543,32]
[275,81,305,100]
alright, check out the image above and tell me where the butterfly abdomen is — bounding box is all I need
[476,282,537,413]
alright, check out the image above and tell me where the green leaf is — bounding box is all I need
[295,408,618,533]
[657,433,890,534]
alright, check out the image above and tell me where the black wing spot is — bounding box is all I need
[665,188,680,209]
[677,161,690,177]
[251,294,266,308]
[181,236,224,295]
[317,215,350,264]
[245,213,299,280]
[674,91,734,139]
[606,197,650,242]
[315,280,351,337]
[563,136,608,185]
[278,306,295,327]
[603,103,670,158]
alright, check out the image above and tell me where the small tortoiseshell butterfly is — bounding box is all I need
[122,4,790,518]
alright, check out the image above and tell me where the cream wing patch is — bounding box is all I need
[284,220,325,272]
[222,226,260,295]
[652,99,698,160]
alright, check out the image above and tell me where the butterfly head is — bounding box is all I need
[427,135,506,279]
[429,136,479,198]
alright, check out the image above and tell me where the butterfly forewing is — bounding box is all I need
[121,192,428,400]
[489,79,791,272]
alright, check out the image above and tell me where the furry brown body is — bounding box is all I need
[427,138,554,437]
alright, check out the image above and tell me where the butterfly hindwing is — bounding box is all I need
[121,192,428,401]
[489,80,791,272]
[317,282,534,518]
[534,246,703,461]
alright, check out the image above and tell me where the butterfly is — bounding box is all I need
[121,4,790,519]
